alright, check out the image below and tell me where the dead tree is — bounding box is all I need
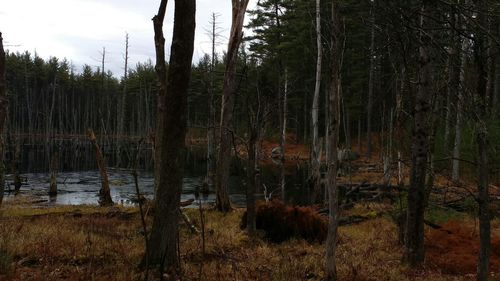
[325,0,341,278]
[452,0,471,183]
[310,0,323,203]
[405,0,435,266]
[49,148,59,196]
[206,13,222,185]
[216,0,250,212]
[143,0,195,273]
[152,0,169,197]
[116,33,129,168]
[0,32,7,207]
[366,0,376,159]
[474,1,491,279]
[87,129,113,206]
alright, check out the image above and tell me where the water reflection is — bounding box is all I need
[3,160,310,206]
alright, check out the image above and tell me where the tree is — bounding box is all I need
[216,0,250,212]
[310,0,323,203]
[88,129,113,206]
[0,32,7,207]
[152,0,169,196]
[452,0,471,183]
[404,0,435,266]
[142,0,196,273]
[366,0,376,159]
[116,32,129,168]
[473,1,491,279]
[325,0,342,278]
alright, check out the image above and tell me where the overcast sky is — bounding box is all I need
[0,0,257,77]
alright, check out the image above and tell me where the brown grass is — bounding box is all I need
[1,197,498,280]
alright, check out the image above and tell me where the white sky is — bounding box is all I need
[0,0,257,77]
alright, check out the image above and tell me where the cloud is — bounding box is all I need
[0,0,256,77]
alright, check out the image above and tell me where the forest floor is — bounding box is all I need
[1,133,499,280]
[0,197,499,281]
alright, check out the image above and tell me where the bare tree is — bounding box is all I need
[310,0,323,203]
[116,33,129,168]
[325,0,341,278]
[142,0,196,273]
[474,1,491,280]
[405,0,435,266]
[206,13,223,185]
[452,0,471,183]
[366,0,376,159]
[0,32,7,207]
[152,0,169,197]
[216,0,250,212]
[87,129,113,206]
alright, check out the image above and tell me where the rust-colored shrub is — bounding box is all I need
[425,221,500,275]
[241,200,327,243]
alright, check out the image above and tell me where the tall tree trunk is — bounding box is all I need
[0,33,7,207]
[153,0,169,197]
[474,1,490,280]
[405,0,434,266]
[310,0,323,203]
[325,0,341,278]
[207,13,218,186]
[444,4,459,155]
[366,0,376,159]
[452,0,470,182]
[216,0,250,212]
[143,0,195,272]
[117,33,129,168]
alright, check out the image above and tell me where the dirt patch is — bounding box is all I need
[425,221,500,275]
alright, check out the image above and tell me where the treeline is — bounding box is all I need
[4,0,500,178]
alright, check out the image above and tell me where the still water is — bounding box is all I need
[3,165,310,206]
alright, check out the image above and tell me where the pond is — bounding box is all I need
[3,164,311,207]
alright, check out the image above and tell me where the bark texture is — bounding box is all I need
[216,0,250,212]
[325,1,341,278]
[310,0,323,203]
[143,0,195,272]
[474,1,491,279]
[405,0,435,266]
[153,0,169,196]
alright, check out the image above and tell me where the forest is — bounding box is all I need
[0,0,500,280]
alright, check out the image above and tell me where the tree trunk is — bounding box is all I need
[366,0,376,159]
[279,68,288,200]
[474,1,490,280]
[444,5,459,155]
[452,0,470,183]
[153,0,169,197]
[143,0,195,272]
[0,33,7,207]
[49,148,59,196]
[325,1,341,279]
[207,13,218,186]
[116,33,129,168]
[310,0,323,203]
[216,0,250,212]
[87,129,113,206]
[405,0,434,266]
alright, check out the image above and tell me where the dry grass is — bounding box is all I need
[1,197,498,281]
